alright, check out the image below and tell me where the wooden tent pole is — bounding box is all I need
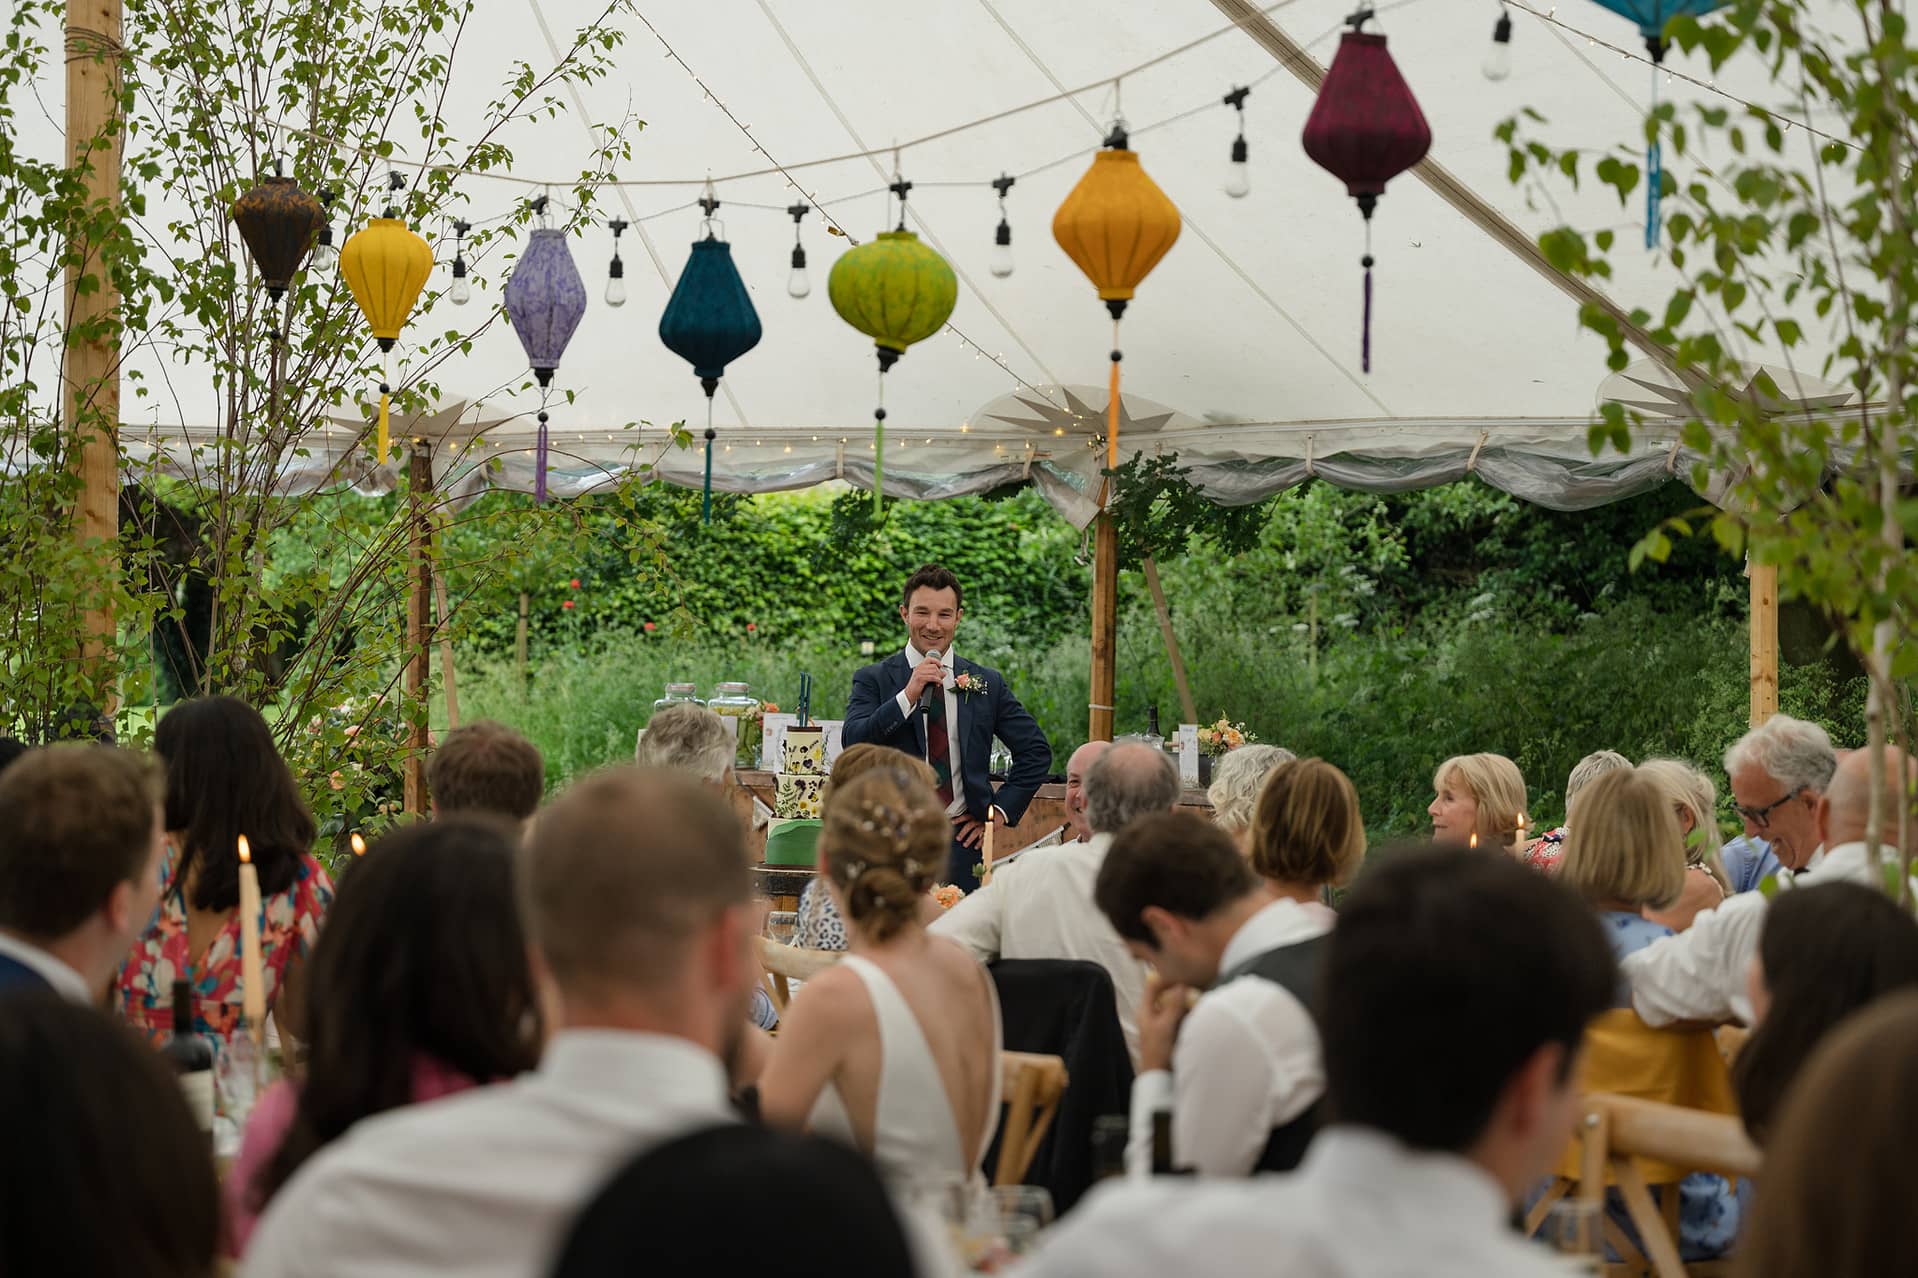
[403,441,433,812]
[1089,513,1118,742]
[64,0,123,699]
[1749,558,1778,727]
[1142,556,1198,724]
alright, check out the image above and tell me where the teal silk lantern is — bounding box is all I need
[827,179,957,514]
[659,209,762,524]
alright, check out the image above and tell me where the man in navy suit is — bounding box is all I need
[844,564,1053,890]
[0,745,166,1001]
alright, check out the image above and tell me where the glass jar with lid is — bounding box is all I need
[707,681,763,770]
[652,682,705,715]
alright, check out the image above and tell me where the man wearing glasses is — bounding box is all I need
[1623,716,1864,1028]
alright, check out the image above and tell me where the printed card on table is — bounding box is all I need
[1178,724,1201,784]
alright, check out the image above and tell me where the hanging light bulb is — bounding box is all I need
[1223,87,1251,198]
[448,218,472,305]
[605,216,629,307]
[786,202,812,298]
[1483,8,1514,81]
[309,187,340,272]
[989,174,1016,278]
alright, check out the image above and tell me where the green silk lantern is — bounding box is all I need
[828,185,957,513]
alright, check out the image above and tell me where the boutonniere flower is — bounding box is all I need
[953,672,989,697]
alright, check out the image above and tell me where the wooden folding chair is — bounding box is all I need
[993,1051,1069,1187]
[1553,1094,1762,1278]
[755,937,843,1014]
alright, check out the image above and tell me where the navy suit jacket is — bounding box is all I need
[842,651,1052,827]
[0,952,52,996]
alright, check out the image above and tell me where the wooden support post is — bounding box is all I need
[1749,558,1778,728]
[64,0,123,697]
[433,569,459,730]
[1141,556,1197,724]
[403,442,433,813]
[1089,513,1118,743]
[516,591,529,689]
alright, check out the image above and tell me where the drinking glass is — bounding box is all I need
[1541,1198,1603,1275]
[992,1185,1055,1256]
[765,910,798,945]
[216,1028,263,1125]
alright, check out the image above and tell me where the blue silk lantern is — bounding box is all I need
[504,221,588,502]
[659,221,762,524]
[1586,1,1726,246]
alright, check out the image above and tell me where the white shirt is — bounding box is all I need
[0,930,91,1003]
[243,1031,735,1278]
[1023,1126,1557,1278]
[1125,897,1332,1178]
[895,643,968,819]
[1623,841,1916,1026]
[930,832,1149,1066]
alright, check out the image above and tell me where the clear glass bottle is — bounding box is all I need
[708,681,763,770]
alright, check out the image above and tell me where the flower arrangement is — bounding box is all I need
[1196,715,1256,758]
[931,884,964,911]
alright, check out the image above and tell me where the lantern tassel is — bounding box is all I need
[702,398,715,525]
[376,351,391,463]
[1645,64,1662,249]
[535,393,550,504]
[1107,322,1122,478]
[873,396,887,519]
[1361,253,1374,374]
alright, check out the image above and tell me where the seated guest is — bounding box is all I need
[1059,740,1112,844]
[634,700,734,787]
[0,995,219,1278]
[0,745,165,1001]
[552,1126,920,1278]
[1024,845,1615,1278]
[1205,743,1296,853]
[1733,881,1918,1146]
[1637,758,1733,931]
[1249,756,1367,902]
[1739,991,1918,1278]
[1557,768,1740,1261]
[1429,751,1529,856]
[225,817,542,1257]
[1521,749,1631,871]
[1095,802,1346,1177]
[933,742,1182,1066]
[792,745,939,952]
[1719,833,1784,894]
[427,720,545,833]
[245,768,758,1278]
[116,697,333,1049]
[1625,746,1913,1027]
[759,769,1000,1201]
[1723,714,1836,875]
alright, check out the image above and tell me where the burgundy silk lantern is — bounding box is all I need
[1302,12,1432,373]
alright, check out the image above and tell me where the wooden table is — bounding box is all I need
[736,770,1213,907]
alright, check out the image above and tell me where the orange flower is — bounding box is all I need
[932,884,964,910]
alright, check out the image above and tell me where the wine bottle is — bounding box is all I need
[159,979,213,1138]
[1144,704,1164,755]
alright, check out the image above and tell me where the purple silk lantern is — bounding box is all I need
[504,225,588,501]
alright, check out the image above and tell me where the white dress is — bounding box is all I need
[809,952,1003,1199]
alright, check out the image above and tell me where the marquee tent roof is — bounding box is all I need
[26,0,1873,515]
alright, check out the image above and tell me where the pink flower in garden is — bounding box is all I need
[563,600,575,610]
[343,724,359,738]
[569,578,581,590]
[746,622,757,633]
[643,621,657,633]
[329,771,345,791]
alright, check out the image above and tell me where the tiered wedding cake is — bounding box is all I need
[764,725,826,866]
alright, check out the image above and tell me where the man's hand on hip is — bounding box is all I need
[952,808,1000,850]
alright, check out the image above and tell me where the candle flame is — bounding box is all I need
[237,834,251,865]
[1469,831,1479,849]
[350,832,367,857]
[1518,811,1529,829]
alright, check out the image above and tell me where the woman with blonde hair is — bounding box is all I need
[1636,758,1732,931]
[1207,744,1297,849]
[759,768,1001,1200]
[1428,753,1528,854]
[1557,767,1740,1261]
[1249,758,1366,902]
[790,745,939,952]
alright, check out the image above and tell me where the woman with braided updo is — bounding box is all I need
[759,768,1003,1200]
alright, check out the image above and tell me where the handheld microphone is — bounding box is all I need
[917,648,944,715]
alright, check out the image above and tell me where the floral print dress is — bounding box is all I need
[116,851,334,1056]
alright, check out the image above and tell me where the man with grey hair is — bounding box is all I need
[1625,743,1907,1028]
[934,741,1182,1064]
[635,700,736,787]
[1523,749,1633,871]
[248,768,759,1277]
[1719,714,1835,888]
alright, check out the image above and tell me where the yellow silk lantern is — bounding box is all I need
[340,203,433,463]
[1052,127,1181,473]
